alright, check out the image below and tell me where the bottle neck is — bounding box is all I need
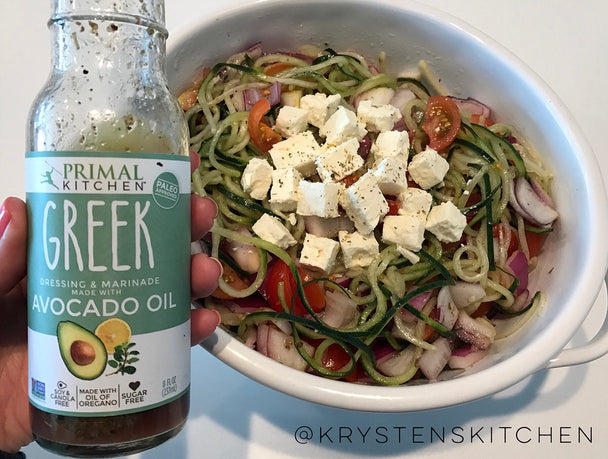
[52,18,166,76]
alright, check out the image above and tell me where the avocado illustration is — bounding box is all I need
[57,321,107,380]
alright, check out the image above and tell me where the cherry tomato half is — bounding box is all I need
[524,231,545,259]
[265,260,326,316]
[247,99,283,152]
[321,343,352,372]
[386,198,400,216]
[422,95,461,151]
[211,262,251,299]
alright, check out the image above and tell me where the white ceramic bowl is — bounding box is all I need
[167,0,608,411]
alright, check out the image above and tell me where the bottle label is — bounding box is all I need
[25,151,191,416]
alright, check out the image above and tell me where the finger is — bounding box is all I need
[190,307,221,346]
[191,253,222,299]
[190,150,201,174]
[191,194,218,241]
[0,197,28,295]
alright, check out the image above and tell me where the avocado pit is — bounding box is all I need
[70,340,96,366]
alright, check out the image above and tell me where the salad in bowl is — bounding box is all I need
[182,43,558,385]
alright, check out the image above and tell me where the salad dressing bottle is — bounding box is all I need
[25,0,192,456]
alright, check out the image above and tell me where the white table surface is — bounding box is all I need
[1,0,606,457]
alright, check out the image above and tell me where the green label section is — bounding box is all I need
[26,152,191,336]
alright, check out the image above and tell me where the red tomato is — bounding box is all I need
[340,172,362,188]
[422,96,461,151]
[470,113,494,127]
[386,198,400,216]
[211,262,251,299]
[471,301,493,318]
[462,191,482,224]
[266,260,326,316]
[422,308,440,341]
[247,99,283,152]
[321,343,352,372]
[525,231,545,258]
[465,191,482,207]
[263,62,294,75]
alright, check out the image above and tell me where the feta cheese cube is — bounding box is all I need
[241,157,273,200]
[382,214,426,252]
[269,131,321,177]
[408,146,449,190]
[357,99,403,132]
[372,156,408,196]
[338,230,379,269]
[252,213,297,249]
[315,138,364,182]
[340,172,389,234]
[370,130,410,162]
[398,188,433,218]
[355,87,395,107]
[296,180,341,218]
[269,167,303,212]
[425,201,467,243]
[319,106,367,146]
[274,106,309,138]
[299,92,341,128]
[299,233,340,273]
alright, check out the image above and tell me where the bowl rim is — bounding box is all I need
[170,0,608,411]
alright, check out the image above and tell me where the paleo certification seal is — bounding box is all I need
[152,171,180,209]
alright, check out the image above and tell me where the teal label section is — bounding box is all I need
[25,151,191,335]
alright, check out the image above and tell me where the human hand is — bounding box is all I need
[0,152,221,453]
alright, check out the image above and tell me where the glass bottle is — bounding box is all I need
[25,0,191,456]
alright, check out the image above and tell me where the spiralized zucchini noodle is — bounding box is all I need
[181,44,558,385]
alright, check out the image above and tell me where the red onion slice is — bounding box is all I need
[244,81,282,110]
[448,345,488,369]
[357,134,372,159]
[512,177,558,226]
[454,311,496,350]
[436,286,459,330]
[321,289,358,329]
[244,42,264,60]
[266,326,313,371]
[400,289,433,323]
[530,178,556,208]
[451,96,493,119]
[418,337,453,380]
[256,322,270,356]
[510,289,531,313]
[506,250,528,296]
[224,227,261,273]
[376,346,417,377]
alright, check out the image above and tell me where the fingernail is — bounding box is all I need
[0,200,11,239]
[203,196,219,218]
[211,309,222,327]
[211,256,223,277]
